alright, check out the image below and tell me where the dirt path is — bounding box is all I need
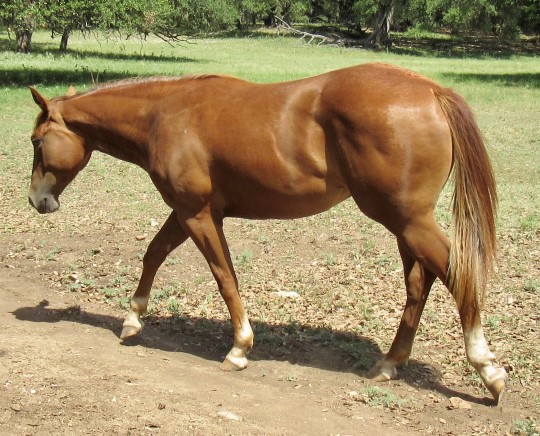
[1,260,535,436]
[1,270,406,435]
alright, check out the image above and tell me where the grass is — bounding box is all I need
[1,29,539,432]
[357,386,407,410]
[513,418,539,436]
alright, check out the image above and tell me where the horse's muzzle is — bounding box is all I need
[28,195,59,214]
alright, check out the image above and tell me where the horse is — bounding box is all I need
[28,63,506,403]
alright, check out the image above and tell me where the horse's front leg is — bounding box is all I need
[179,209,254,371]
[121,211,188,339]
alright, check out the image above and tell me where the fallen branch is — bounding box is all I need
[274,16,328,46]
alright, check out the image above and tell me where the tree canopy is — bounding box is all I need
[1,0,538,52]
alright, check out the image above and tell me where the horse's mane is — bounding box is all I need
[59,74,228,100]
[96,74,224,90]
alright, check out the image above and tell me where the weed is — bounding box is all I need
[513,418,538,436]
[375,255,391,267]
[523,280,540,294]
[323,253,337,266]
[485,315,502,329]
[66,276,97,293]
[520,214,539,232]
[362,241,375,253]
[358,386,406,410]
[103,288,120,298]
[235,250,253,266]
[194,276,206,286]
[279,373,298,382]
[85,248,103,256]
[165,255,182,266]
[351,250,362,262]
[168,297,180,314]
[44,246,61,261]
[338,341,373,369]
[153,285,176,301]
[117,297,131,310]
[68,283,80,292]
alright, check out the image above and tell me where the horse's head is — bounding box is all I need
[28,87,90,214]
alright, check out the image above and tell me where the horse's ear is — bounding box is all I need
[29,87,49,113]
[66,86,76,97]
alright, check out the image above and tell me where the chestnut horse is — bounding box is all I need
[28,63,506,402]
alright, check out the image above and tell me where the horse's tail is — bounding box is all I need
[434,88,497,310]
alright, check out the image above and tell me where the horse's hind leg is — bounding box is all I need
[375,216,506,402]
[121,211,188,339]
[370,239,436,381]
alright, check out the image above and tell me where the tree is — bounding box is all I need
[309,0,356,25]
[350,0,528,47]
[41,0,100,51]
[353,0,406,47]
[0,0,42,52]
[435,0,521,38]
[96,0,238,42]
[519,0,540,34]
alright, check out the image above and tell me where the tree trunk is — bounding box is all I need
[365,0,396,48]
[16,30,33,53]
[60,29,70,52]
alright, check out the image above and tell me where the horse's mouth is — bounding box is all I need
[29,195,60,214]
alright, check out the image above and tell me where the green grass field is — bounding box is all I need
[1,31,539,231]
[1,30,539,427]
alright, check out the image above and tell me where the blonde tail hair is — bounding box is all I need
[434,88,497,310]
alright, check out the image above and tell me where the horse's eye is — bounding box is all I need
[31,138,41,149]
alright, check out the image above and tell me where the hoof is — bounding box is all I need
[487,377,506,405]
[220,355,248,372]
[369,359,398,382]
[120,324,142,340]
[477,364,507,405]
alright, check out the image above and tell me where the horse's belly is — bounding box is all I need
[222,181,350,220]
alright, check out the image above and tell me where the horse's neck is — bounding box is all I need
[62,93,152,169]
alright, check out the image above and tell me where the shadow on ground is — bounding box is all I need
[440,72,540,88]
[12,300,496,406]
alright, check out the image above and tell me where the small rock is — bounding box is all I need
[449,397,472,410]
[349,390,360,400]
[10,404,22,412]
[217,410,242,421]
[275,290,300,299]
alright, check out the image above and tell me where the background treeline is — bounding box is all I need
[1,0,539,52]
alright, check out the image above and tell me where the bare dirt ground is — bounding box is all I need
[1,198,539,435]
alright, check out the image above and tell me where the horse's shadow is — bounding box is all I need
[11,299,496,406]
